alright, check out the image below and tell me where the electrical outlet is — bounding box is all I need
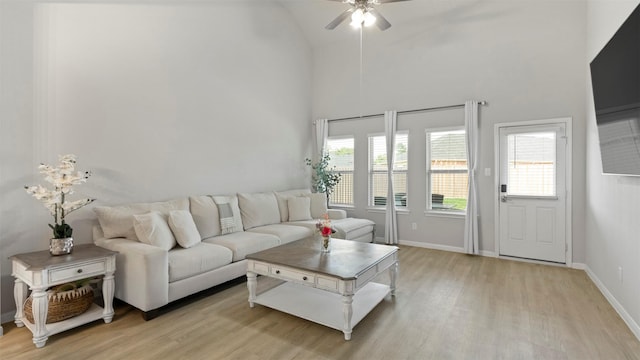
[618,266,623,283]
[411,222,417,230]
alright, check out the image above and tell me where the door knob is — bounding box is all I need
[501,195,508,203]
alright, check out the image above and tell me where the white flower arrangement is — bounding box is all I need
[25,154,95,239]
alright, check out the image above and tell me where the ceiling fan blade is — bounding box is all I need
[368,8,392,31]
[325,8,355,30]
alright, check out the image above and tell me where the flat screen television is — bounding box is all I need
[590,3,640,176]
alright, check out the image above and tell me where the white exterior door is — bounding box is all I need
[498,123,567,263]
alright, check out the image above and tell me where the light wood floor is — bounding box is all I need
[2,246,640,359]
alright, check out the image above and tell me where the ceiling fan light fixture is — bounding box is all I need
[350,8,364,27]
[363,11,377,27]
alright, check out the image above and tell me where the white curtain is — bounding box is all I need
[315,118,328,158]
[385,111,398,245]
[464,101,479,254]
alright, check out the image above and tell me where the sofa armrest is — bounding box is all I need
[327,209,347,220]
[94,236,169,312]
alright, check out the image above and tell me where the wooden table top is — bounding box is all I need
[9,244,117,271]
[246,238,398,280]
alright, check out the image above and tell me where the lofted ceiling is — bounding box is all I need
[278,0,484,47]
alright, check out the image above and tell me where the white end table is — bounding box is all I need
[10,244,117,348]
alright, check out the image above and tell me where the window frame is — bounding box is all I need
[426,126,468,215]
[367,131,409,209]
[326,136,355,207]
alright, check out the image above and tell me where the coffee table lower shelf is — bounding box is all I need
[253,281,390,339]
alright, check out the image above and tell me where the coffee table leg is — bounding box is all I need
[390,261,398,296]
[342,294,353,340]
[247,271,257,308]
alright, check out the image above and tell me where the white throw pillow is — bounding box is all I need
[306,193,328,219]
[287,197,312,221]
[133,211,176,250]
[168,210,201,249]
[212,195,244,235]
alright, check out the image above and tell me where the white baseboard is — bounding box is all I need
[479,250,497,257]
[585,266,640,341]
[398,240,465,253]
[570,262,586,270]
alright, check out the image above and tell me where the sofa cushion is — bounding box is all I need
[168,243,233,282]
[189,195,221,240]
[286,218,375,242]
[204,231,279,262]
[287,197,312,221]
[168,210,201,249]
[238,192,281,230]
[305,193,328,219]
[212,195,244,235]
[274,189,311,223]
[332,218,376,240]
[248,224,313,245]
[133,211,176,251]
[94,198,189,240]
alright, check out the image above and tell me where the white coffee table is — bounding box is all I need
[246,238,398,340]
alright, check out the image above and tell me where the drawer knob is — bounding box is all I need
[275,270,280,274]
[77,269,83,274]
[302,276,308,281]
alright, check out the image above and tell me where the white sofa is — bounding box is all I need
[93,189,375,319]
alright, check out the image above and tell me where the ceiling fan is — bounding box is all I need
[324,0,411,31]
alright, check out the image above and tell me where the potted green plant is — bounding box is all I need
[305,153,341,207]
[25,154,95,255]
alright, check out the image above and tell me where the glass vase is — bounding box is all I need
[321,235,331,253]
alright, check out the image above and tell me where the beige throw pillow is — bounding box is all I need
[133,211,176,251]
[287,197,312,221]
[168,210,201,249]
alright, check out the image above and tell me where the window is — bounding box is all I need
[327,137,354,206]
[368,133,408,207]
[427,129,467,212]
[506,131,556,197]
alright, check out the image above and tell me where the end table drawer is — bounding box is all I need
[50,261,106,283]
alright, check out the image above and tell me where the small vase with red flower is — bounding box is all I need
[316,214,333,253]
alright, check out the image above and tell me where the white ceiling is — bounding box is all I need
[278,0,487,47]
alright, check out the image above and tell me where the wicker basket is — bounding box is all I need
[24,284,94,324]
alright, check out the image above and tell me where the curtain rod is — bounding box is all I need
[323,101,487,123]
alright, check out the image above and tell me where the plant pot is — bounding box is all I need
[50,237,73,256]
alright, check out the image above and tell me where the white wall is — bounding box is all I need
[313,1,587,258]
[0,0,312,320]
[585,0,640,339]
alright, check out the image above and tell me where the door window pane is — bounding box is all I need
[507,132,556,196]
